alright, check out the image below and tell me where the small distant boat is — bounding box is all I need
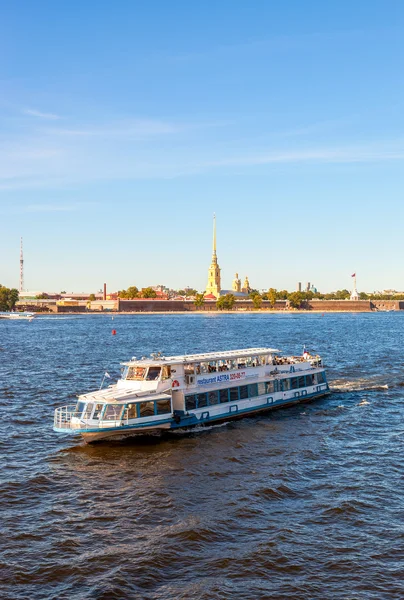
[0,311,36,320]
[54,346,329,443]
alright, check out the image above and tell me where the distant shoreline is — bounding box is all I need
[31,309,399,316]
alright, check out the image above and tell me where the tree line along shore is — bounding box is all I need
[3,283,404,313]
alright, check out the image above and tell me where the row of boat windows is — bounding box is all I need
[184,355,268,375]
[184,372,327,411]
[76,399,172,420]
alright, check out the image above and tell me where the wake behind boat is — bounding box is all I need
[54,346,329,443]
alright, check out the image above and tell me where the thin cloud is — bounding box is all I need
[24,203,79,212]
[209,145,404,167]
[47,118,178,138]
[23,108,61,120]
[166,29,367,63]
[1,137,404,193]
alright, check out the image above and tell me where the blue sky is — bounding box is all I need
[1,0,404,293]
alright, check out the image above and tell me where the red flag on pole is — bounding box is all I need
[351,273,356,277]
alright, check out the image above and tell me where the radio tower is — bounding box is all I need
[19,237,24,293]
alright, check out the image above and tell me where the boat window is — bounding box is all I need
[75,401,86,416]
[127,403,138,419]
[266,381,275,393]
[298,376,306,388]
[229,387,239,402]
[291,378,298,390]
[219,389,229,403]
[310,374,317,385]
[245,356,253,367]
[259,355,267,365]
[217,360,227,372]
[83,403,94,419]
[194,363,201,375]
[239,385,249,399]
[229,359,237,370]
[282,379,291,391]
[248,383,258,397]
[126,366,147,381]
[185,395,196,411]
[162,365,171,380]
[317,372,326,384]
[146,366,161,381]
[200,362,209,373]
[197,393,208,408]
[93,404,104,419]
[156,399,171,415]
[103,405,123,420]
[251,356,259,367]
[208,390,219,405]
[139,402,155,417]
[237,360,246,369]
[208,361,217,373]
[184,364,194,375]
[257,382,266,396]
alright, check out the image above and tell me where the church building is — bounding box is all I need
[205,216,252,299]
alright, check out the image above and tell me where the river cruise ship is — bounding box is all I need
[54,347,329,442]
[54,348,329,442]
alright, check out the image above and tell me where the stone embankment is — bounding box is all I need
[118,299,404,312]
[15,298,404,313]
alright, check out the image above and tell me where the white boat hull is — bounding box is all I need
[61,386,330,443]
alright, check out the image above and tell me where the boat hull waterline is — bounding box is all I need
[67,390,330,443]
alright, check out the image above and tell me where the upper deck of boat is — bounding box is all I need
[122,347,281,367]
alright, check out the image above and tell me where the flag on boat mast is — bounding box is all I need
[100,371,111,389]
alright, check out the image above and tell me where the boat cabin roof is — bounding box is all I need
[79,388,172,404]
[121,347,281,367]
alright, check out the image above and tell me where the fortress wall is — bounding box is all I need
[119,299,191,311]
[118,299,289,312]
[307,300,372,311]
[370,300,404,311]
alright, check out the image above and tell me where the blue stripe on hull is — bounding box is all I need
[172,388,330,430]
[55,387,329,438]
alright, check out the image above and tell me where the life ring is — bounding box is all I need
[172,380,180,388]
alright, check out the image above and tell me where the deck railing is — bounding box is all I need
[54,405,129,430]
[54,405,80,429]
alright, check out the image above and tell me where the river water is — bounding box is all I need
[1,313,403,599]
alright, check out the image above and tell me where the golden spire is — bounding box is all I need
[206,213,221,297]
[212,213,216,255]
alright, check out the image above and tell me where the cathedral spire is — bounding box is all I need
[206,214,221,298]
[212,213,216,256]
